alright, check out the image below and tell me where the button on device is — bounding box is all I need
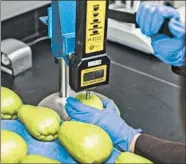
[84,72,95,81]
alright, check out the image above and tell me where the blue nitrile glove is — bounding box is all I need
[65,97,142,152]
[136,3,185,66]
[151,20,185,66]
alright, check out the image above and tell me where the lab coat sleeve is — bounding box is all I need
[134,134,186,164]
[171,65,186,77]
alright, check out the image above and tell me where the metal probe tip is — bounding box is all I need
[86,91,91,100]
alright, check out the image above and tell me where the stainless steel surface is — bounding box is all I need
[59,58,70,98]
[38,92,69,121]
[86,91,91,100]
[1,38,32,76]
[38,90,120,121]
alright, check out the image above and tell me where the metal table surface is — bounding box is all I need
[2,40,185,143]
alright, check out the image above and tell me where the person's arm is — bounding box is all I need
[129,133,186,164]
[65,97,185,163]
[171,65,185,76]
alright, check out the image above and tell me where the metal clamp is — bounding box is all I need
[1,38,32,76]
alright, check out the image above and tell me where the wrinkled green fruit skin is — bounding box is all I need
[115,152,153,163]
[18,105,61,141]
[75,93,103,110]
[1,87,22,119]
[1,130,28,163]
[58,121,113,163]
[20,155,60,163]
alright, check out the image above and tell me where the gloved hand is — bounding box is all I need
[136,3,185,66]
[65,97,142,151]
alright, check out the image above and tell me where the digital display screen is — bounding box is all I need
[83,69,104,82]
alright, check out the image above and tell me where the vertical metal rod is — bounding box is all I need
[86,91,91,100]
[59,58,69,98]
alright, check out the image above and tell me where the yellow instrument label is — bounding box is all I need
[85,0,106,54]
[81,65,107,87]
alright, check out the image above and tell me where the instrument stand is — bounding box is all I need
[38,58,71,121]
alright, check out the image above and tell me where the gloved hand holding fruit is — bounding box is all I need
[65,95,142,152]
[65,94,153,163]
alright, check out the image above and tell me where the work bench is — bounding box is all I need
[2,39,185,143]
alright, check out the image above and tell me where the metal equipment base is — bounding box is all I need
[38,91,120,121]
